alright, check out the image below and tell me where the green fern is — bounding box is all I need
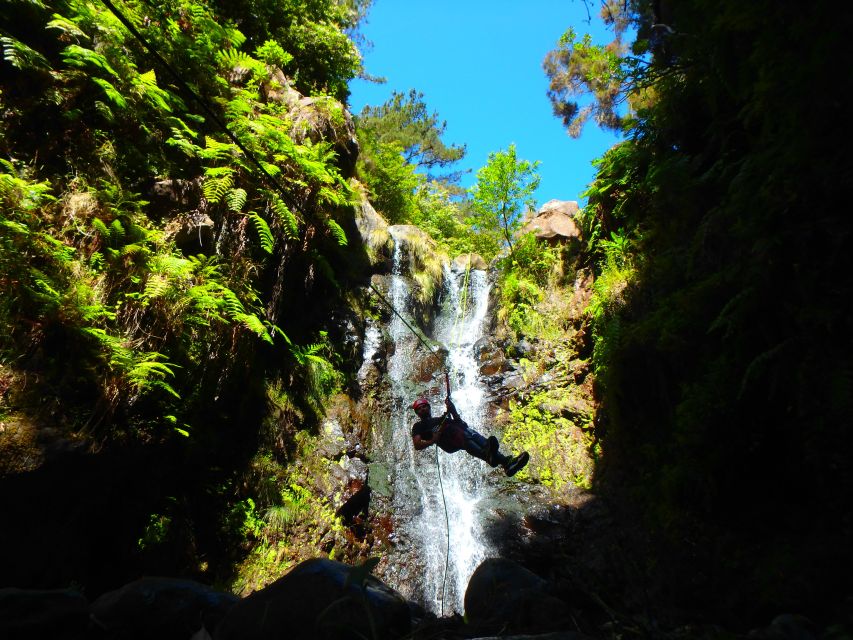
[133,69,171,113]
[325,218,347,246]
[248,212,274,254]
[46,16,88,41]
[226,187,247,212]
[237,312,273,344]
[200,137,239,162]
[1,35,50,70]
[216,48,262,74]
[266,192,300,239]
[143,274,170,302]
[203,174,234,204]
[61,44,119,77]
[255,40,293,69]
[220,288,247,319]
[91,77,127,110]
[109,218,126,243]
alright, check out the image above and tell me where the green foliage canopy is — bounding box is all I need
[467,144,540,260]
[357,89,466,180]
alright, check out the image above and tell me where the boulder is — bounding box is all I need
[214,558,411,640]
[0,587,89,640]
[164,211,216,254]
[520,200,581,244]
[453,253,488,271]
[317,419,348,460]
[90,577,238,640]
[477,340,511,377]
[464,558,570,633]
[355,197,393,270]
[329,456,370,521]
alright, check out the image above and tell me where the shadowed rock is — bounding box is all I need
[91,577,238,640]
[214,558,411,640]
[464,558,571,633]
[0,587,89,640]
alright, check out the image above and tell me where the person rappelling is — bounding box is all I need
[410,380,529,476]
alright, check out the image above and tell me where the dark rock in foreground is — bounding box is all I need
[214,557,411,640]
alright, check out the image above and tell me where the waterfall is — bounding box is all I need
[378,230,494,614]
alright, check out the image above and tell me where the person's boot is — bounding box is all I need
[503,451,530,477]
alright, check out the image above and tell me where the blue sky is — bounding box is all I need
[347,1,624,207]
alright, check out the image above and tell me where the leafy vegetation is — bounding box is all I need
[549,0,852,617]
[0,0,369,585]
[467,144,540,260]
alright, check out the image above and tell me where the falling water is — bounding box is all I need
[379,229,494,614]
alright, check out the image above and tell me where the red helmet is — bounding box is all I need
[412,397,430,412]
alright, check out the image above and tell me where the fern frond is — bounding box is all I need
[92,217,109,238]
[259,161,281,177]
[120,243,148,258]
[151,254,193,280]
[200,137,239,161]
[62,44,118,77]
[167,116,198,139]
[325,219,347,246]
[109,218,125,243]
[89,252,105,271]
[134,69,171,112]
[226,187,247,212]
[216,48,259,72]
[129,354,180,398]
[204,166,235,178]
[1,219,30,235]
[202,174,233,204]
[266,193,300,240]
[248,212,274,253]
[1,35,50,70]
[237,312,273,343]
[255,40,293,68]
[319,186,348,207]
[46,16,88,41]
[143,274,170,301]
[166,136,201,158]
[220,288,246,319]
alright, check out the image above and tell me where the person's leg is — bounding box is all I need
[462,426,508,467]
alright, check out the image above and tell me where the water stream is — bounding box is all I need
[378,230,494,614]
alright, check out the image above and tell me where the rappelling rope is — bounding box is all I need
[367,281,453,614]
[434,263,471,615]
[435,371,453,616]
[367,271,472,616]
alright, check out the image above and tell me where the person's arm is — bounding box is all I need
[412,418,448,450]
[445,397,461,421]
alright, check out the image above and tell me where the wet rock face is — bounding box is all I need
[474,336,511,377]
